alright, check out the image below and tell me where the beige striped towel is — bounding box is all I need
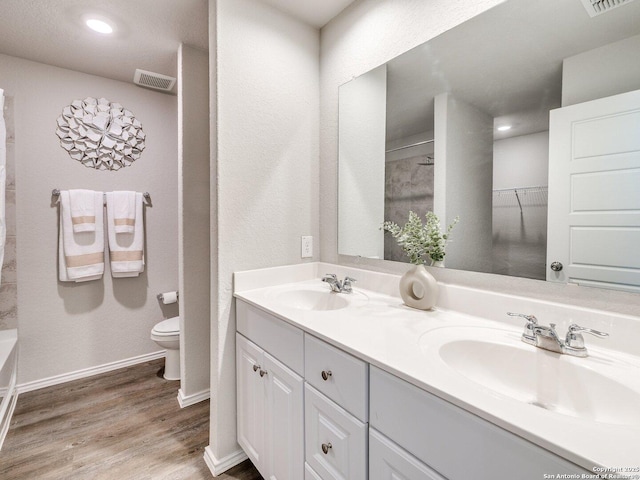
[59,190,104,282]
[107,192,144,277]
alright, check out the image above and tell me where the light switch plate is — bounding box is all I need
[301,236,313,258]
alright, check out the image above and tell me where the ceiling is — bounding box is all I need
[0,0,353,94]
[259,0,355,28]
[384,0,640,142]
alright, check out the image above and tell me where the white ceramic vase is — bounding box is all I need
[399,264,438,310]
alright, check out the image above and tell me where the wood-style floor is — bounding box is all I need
[1,359,263,480]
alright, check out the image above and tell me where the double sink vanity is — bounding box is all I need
[234,262,640,480]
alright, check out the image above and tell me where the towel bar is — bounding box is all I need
[52,189,151,205]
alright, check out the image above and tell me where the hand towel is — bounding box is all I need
[107,192,144,277]
[59,190,104,282]
[69,189,97,232]
[106,191,136,233]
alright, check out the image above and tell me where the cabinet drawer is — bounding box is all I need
[370,366,589,480]
[369,428,445,480]
[236,300,304,375]
[304,334,368,422]
[305,384,367,480]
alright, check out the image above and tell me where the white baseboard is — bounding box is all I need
[203,445,248,476]
[0,390,18,451]
[177,387,210,408]
[17,351,166,394]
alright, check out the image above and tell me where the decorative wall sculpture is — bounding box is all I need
[56,97,146,171]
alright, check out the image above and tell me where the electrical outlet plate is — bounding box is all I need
[301,236,313,258]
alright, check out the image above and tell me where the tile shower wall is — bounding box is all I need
[384,154,434,262]
[0,96,17,330]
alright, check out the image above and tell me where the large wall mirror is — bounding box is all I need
[338,0,640,292]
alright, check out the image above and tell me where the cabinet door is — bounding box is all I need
[369,429,445,480]
[264,352,304,480]
[305,384,367,480]
[236,334,265,470]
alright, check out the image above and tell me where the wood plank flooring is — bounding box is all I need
[0,359,263,480]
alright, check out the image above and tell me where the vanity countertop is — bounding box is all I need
[234,263,640,476]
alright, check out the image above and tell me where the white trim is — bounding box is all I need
[203,445,248,476]
[177,387,210,408]
[0,390,18,451]
[17,351,166,394]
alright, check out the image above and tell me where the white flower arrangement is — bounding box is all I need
[382,211,459,265]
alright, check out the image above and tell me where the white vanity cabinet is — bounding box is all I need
[236,301,305,480]
[369,429,446,480]
[369,366,590,480]
[304,334,369,480]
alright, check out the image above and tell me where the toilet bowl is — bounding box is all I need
[151,316,180,380]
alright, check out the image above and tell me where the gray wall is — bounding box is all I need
[178,44,211,401]
[0,53,179,385]
[562,34,640,107]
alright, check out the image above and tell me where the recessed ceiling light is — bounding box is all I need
[86,18,114,34]
[497,125,512,132]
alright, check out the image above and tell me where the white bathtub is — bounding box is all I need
[0,329,17,450]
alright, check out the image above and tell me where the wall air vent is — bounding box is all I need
[580,0,636,17]
[133,69,176,92]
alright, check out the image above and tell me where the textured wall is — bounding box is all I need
[178,44,211,400]
[209,0,320,464]
[320,0,640,316]
[0,53,179,385]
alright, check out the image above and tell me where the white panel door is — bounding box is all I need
[547,89,640,291]
[264,352,304,480]
[236,334,265,472]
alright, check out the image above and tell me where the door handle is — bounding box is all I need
[550,261,563,272]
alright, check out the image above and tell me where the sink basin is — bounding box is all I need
[419,326,640,426]
[269,284,368,311]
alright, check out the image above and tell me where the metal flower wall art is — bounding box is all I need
[56,97,146,171]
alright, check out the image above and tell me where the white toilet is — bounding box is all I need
[151,316,180,380]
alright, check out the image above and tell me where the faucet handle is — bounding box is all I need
[565,324,609,349]
[323,273,337,281]
[507,312,538,324]
[342,276,357,293]
[568,324,608,337]
[507,312,538,343]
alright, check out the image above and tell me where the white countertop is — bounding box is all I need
[234,263,640,475]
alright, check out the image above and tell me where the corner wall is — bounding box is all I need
[178,44,211,403]
[0,53,179,386]
[207,0,320,470]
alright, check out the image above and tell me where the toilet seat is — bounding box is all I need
[151,316,180,337]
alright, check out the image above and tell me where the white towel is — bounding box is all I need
[106,191,136,234]
[59,190,104,282]
[107,192,144,277]
[69,189,97,232]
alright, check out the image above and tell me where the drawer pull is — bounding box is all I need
[253,364,260,372]
[259,369,268,377]
[321,442,332,454]
[321,370,332,381]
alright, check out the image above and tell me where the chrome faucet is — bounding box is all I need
[507,312,608,357]
[322,274,357,294]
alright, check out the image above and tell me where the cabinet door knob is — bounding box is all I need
[321,442,332,454]
[321,370,332,381]
[253,364,260,372]
[259,369,267,377]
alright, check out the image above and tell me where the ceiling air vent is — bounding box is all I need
[133,69,176,92]
[579,0,636,17]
